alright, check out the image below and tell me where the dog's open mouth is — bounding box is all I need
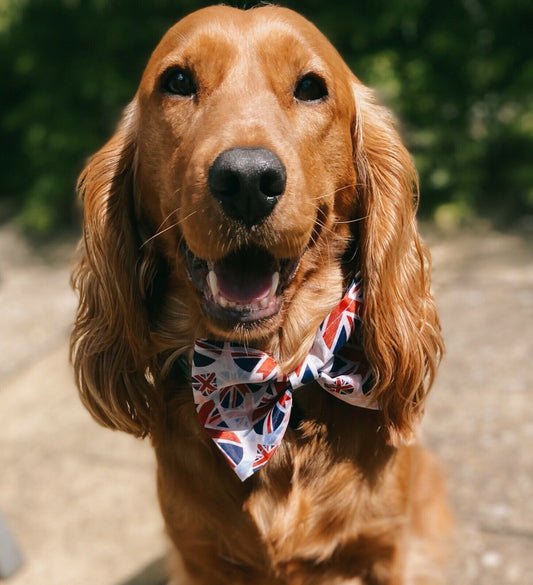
[182,243,300,325]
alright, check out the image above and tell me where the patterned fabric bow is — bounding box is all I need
[191,273,376,481]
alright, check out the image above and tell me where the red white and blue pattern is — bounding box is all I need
[191,273,376,481]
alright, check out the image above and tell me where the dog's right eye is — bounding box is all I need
[161,68,197,97]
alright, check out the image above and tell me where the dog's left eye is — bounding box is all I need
[161,68,197,97]
[294,73,328,102]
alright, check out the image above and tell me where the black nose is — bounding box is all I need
[208,147,286,227]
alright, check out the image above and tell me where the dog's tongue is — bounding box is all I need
[214,248,276,304]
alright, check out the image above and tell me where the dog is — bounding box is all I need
[71,5,450,584]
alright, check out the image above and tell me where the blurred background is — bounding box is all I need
[1,0,532,235]
[0,1,532,584]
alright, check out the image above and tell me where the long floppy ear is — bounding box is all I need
[352,82,444,443]
[70,100,161,436]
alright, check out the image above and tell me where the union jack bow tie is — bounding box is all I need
[191,273,376,481]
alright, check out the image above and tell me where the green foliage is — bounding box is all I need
[1,0,531,236]
[0,0,211,235]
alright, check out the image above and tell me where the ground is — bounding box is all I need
[0,221,532,585]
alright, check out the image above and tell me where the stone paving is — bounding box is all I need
[0,222,532,584]
[424,227,533,584]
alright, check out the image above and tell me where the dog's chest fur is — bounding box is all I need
[155,381,412,584]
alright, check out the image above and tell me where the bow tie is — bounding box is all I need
[191,274,376,481]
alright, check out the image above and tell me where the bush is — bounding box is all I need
[1,0,531,236]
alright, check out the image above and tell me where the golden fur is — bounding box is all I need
[71,6,450,584]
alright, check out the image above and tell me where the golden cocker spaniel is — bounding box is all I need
[71,5,450,584]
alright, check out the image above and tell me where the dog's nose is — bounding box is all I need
[208,147,286,227]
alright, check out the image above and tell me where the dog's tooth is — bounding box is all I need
[219,295,229,308]
[270,271,280,297]
[207,270,219,297]
[260,298,269,309]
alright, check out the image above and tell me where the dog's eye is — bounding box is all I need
[161,68,197,97]
[294,74,328,102]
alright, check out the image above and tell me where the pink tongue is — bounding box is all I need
[215,265,273,304]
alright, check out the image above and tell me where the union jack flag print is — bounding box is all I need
[191,273,377,481]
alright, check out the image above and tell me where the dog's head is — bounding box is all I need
[72,6,442,442]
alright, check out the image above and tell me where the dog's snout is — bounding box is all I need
[208,147,286,227]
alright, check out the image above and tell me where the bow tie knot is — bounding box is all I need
[191,274,376,481]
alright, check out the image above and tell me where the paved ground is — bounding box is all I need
[423,226,533,584]
[0,221,532,584]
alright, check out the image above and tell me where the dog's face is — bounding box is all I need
[73,5,442,439]
[135,6,358,344]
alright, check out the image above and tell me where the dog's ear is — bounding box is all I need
[351,82,444,443]
[71,99,161,436]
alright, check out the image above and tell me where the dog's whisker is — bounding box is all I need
[140,220,182,248]
[140,208,206,248]
[335,214,370,225]
[313,216,343,238]
[155,208,181,233]
[175,207,204,227]
[171,184,183,198]
[310,183,358,201]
